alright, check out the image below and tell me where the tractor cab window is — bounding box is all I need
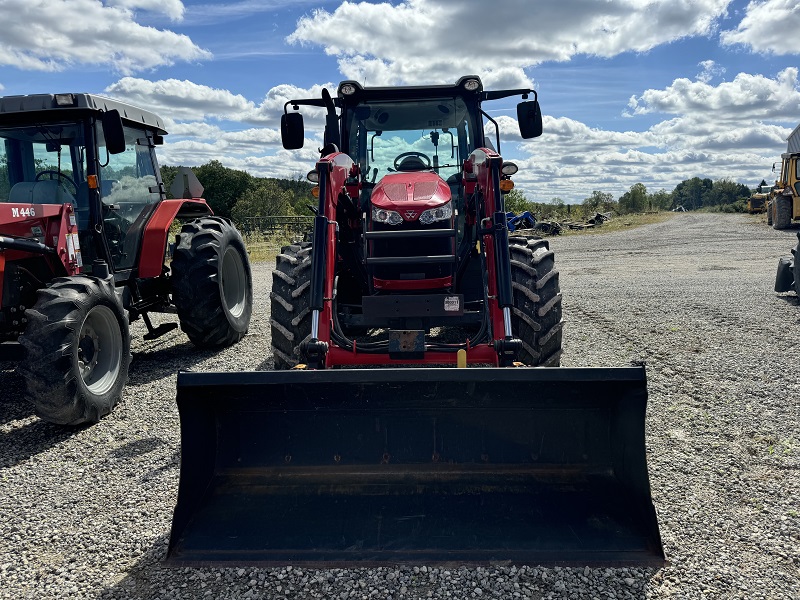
[96,124,161,271]
[346,97,474,193]
[0,122,87,206]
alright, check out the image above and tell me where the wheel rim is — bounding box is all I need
[221,245,247,319]
[77,305,122,395]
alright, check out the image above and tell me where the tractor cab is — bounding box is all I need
[0,94,166,274]
[282,77,542,301]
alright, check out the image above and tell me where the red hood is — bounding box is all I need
[370,172,451,219]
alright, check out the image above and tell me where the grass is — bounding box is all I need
[242,228,305,262]
[559,211,676,235]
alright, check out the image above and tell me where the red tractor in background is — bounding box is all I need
[0,93,252,425]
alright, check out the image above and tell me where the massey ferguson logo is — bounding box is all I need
[404,210,418,220]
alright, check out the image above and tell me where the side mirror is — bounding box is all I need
[281,112,304,150]
[101,109,127,155]
[517,100,543,139]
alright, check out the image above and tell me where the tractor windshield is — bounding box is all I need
[0,121,87,204]
[345,97,475,184]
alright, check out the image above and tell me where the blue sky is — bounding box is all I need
[1,0,798,203]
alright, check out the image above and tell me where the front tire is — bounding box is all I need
[773,195,792,230]
[171,217,253,348]
[508,237,564,366]
[19,276,130,425]
[270,242,313,369]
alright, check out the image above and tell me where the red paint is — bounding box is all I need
[372,276,452,290]
[326,344,498,367]
[138,199,211,278]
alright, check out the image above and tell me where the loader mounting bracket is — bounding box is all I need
[494,337,522,366]
[301,338,329,367]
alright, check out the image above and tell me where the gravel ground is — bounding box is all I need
[1,211,798,599]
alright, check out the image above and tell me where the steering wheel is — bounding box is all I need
[393,151,432,171]
[35,170,77,193]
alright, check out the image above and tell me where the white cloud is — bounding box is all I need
[106,0,185,21]
[105,77,337,128]
[288,0,730,85]
[181,0,308,26]
[696,60,726,83]
[721,0,800,55]
[106,77,256,121]
[0,0,209,74]
[626,67,800,122]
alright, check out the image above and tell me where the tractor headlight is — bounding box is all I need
[419,201,453,225]
[372,207,403,225]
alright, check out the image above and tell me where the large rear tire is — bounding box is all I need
[270,242,313,369]
[794,233,800,295]
[19,276,130,425]
[773,195,793,230]
[508,237,564,366]
[171,217,253,348]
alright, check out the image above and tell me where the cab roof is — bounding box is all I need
[0,93,167,135]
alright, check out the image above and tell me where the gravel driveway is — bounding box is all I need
[1,212,798,599]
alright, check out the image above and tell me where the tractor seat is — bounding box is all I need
[397,156,428,171]
[8,180,75,205]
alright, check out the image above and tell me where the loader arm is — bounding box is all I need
[467,148,522,363]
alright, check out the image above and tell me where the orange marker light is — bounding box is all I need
[87,174,98,189]
[499,179,515,192]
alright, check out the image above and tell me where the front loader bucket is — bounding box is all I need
[167,367,664,567]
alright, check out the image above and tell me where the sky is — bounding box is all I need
[0,0,798,203]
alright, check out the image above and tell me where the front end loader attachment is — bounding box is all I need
[167,367,664,566]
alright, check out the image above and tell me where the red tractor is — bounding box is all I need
[271,78,562,369]
[167,78,663,566]
[0,93,252,425]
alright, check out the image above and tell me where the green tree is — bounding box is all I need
[193,160,253,218]
[673,177,712,210]
[618,183,647,214]
[705,178,750,206]
[231,180,295,224]
[648,189,672,211]
[504,188,532,214]
[582,190,617,214]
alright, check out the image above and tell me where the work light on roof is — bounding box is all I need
[54,94,75,107]
[463,79,480,91]
[340,84,357,96]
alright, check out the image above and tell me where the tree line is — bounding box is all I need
[505,177,754,221]
[160,161,315,223]
[160,161,756,224]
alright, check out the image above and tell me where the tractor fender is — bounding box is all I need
[138,199,211,279]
